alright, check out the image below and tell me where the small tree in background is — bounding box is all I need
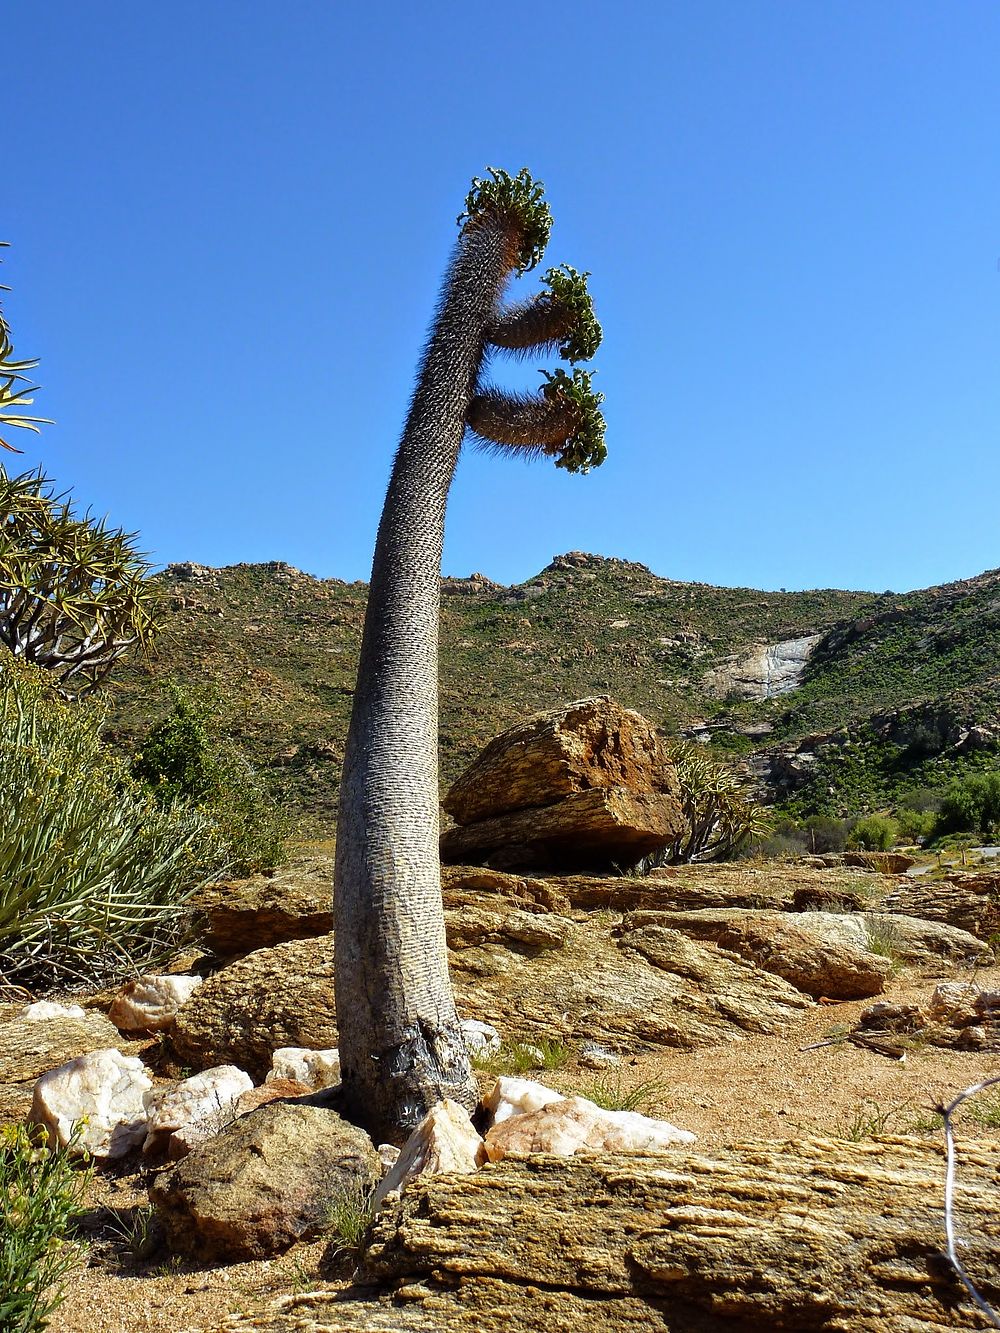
[132,684,288,874]
[0,465,160,696]
[846,814,898,852]
[656,743,770,863]
[936,772,1000,841]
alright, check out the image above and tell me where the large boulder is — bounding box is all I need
[440,787,686,872]
[169,935,337,1079]
[150,1101,379,1261]
[444,697,677,824]
[441,699,684,872]
[191,854,333,958]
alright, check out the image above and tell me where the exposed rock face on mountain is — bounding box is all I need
[705,633,822,699]
[440,699,684,871]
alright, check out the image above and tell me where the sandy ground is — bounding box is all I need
[45,961,1000,1333]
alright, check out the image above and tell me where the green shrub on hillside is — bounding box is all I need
[0,661,227,988]
[894,806,936,843]
[132,686,288,873]
[846,814,898,852]
[935,771,1000,842]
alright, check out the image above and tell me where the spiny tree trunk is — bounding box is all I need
[333,220,511,1139]
[334,170,604,1142]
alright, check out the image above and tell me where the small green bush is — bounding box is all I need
[132,686,287,874]
[846,814,898,852]
[894,807,936,843]
[0,1124,91,1333]
[0,661,227,987]
[936,772,1000,842]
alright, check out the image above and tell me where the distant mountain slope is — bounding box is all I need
[103,554,1000,830]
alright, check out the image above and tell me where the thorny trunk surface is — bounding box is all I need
[334,218,512,1141]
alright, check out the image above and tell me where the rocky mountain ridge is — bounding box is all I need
[103,553,1000,827]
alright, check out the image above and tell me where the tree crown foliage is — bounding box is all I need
[0,465,160,696]
[458,167,553,273]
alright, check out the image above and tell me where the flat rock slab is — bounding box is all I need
[625,908,992,999]
[169,935,338,1079]
[450,908,810,1049]
[878,873,1000,940]
[216,1136,999,1332]
[443,697,678,825]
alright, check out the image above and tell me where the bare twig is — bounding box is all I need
[936,1074,1000,1329]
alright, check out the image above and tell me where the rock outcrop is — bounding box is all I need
[441,699,684,871]
[218,1138,999,1332]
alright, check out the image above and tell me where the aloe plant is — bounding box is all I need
[334,168,605,1139]
[0,660,227,988]
[0,465,160,696]
[0,243,51,453]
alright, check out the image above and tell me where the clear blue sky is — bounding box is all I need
[5,2,998,591]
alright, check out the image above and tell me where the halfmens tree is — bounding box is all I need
[334,169,605,1141]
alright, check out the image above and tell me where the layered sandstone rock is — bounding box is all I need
[440,699,684,871]
[217,1138,1000,1332]
[444,697,677,824]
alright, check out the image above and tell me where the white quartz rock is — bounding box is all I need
[265,1046,341,1090]
[108,974,203,1032]
[377,1142,401,1174]
[142,1065,254,1159]
[460,1019,500,1060]
[579,1042,621,1070]
[30,1048,152,1158]
[928,982,979,1024]
[22,1001,87,1021]
[485,1095,696,1162]
[374,1099,485,1209]
[483,1075,565,1127]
